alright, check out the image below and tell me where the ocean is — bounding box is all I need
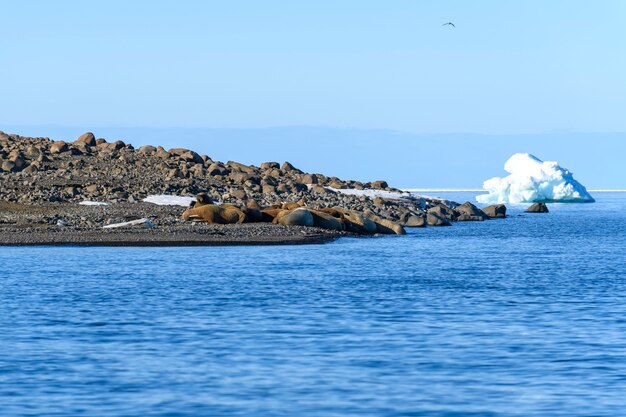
[1,192,625,416]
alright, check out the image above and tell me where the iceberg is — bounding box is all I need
[476,153,595,204]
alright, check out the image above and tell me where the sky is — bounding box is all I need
[1,1,625,187]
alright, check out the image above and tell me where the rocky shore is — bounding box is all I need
[0,130,505,245]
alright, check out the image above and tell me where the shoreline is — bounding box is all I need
[0,232,341,247]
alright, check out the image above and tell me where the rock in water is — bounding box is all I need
[483,204,507,219]
[427,212,451,226]
[404,215,426,227]
[455,202,489,221]
[526,202,549,213]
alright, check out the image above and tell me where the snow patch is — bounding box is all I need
[143,195,195,206]
[79,201,110,206]
[476,153,595,204]
[325,187,413,200]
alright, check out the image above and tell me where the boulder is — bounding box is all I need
[182,204,246,224]
[75,132,96,146]
[455,202,489,220]
[227,161,256,174]
[301,174,318,184]
[427,212,451,226]
[260,162,280,170]
[1,160,16,172]
[428,204,458,221]
[483,204,507,219]
[50,141,68,153]
[370,180,388,189]
[405,215,426,227]
[526,202,549,213]
[311,185,334,195]
[137,145,157,154]
[281,161,301,173]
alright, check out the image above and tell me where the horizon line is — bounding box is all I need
[2,124,626,138]
[404,189,626,193]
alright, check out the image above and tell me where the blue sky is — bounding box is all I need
[1,1,625,187]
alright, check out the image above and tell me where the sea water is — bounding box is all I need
[1,192,625,417]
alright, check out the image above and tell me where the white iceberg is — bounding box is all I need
[476,153,595,204]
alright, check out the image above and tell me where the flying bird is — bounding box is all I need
[442,22,455,28]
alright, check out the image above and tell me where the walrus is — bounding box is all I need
[272,208,314,227]
[320,207,378,234]
[189,192,214,208]
[260,208,283,222]
[182,204,246,224]
[308,209,344,231]
[363,210,406,235]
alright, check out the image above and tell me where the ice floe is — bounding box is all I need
[476,153,595,204]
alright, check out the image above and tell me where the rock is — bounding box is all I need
[427,212,451,226]
[207,162,228,176]
[526,202,549,213]
[22,163,39,174]
[281,161,301,173]
[428,204,458,221]
[260,162,280,170]
[456,214,485,222]
[231,189,247,200]
[405,215,426,227]
[1,160,16,172]
[138,145,157,154]
[370,180,388,189]
[75,132,96,146]
[483,204,507,219]
[110,140,126,150]
[455,202,489,221]
[227,161,256,174]
[50,141,68,153]
[301,174,318,184]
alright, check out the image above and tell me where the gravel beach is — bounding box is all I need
[0,201,346,246]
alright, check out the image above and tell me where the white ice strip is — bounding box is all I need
[325,187,413,200]
[79,201,110,206]
[143,195,195,206]
[102,218,155,229]
[476,153,595,204]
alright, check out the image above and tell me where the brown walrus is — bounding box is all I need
[182,204,246,224]
[189,192,214,208]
